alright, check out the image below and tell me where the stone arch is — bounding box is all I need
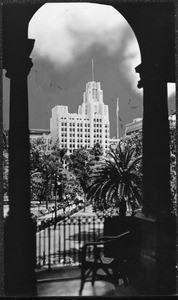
[2,1,176,297]
[27,2,142,138]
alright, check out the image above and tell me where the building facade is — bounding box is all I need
[50,81,110,153]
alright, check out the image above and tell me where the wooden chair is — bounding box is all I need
[79,231,131,295]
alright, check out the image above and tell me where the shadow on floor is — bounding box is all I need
[36,266,139,297]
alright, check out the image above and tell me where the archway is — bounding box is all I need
[27,3,142,140]
[2,1,176,297]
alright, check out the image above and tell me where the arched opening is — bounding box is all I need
[2,1,176,297]
[27,2,142,140]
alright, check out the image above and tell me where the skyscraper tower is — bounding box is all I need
[50,61,110,153]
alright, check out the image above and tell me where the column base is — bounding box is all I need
[4,214,37,296]
[134,213,176,295]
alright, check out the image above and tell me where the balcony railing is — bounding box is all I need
[36,215,104,270]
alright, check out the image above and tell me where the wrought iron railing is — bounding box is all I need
[36,215,104,269]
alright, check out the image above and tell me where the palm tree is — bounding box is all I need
[87,142,142,217]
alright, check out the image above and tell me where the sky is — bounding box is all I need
[3,2,176,138]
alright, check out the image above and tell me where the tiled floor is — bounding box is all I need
[36,266,139,297]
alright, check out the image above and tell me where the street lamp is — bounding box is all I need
[54,174,61,229]
[54,174,57,229]
[38,201,41,217]
[63,195,66,214]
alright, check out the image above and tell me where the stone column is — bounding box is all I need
[135,64,176,295]
[4,39,37,296]
[136,63,171,217]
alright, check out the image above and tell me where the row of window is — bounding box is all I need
[93,118,102,122]
[60,117,89,121]
[61,128,92,132]
[61,136,108,142]
[61,139,108,144]
[60,139,107,145]
[93,124,102,127]
[60,120,108,126]
[68,128,106,133]
[66,128,104,133]
[60,122,90,127]
[61,129,108,137]
[60,123,108,128]
[62,133,93,138]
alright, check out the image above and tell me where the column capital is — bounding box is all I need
[3,39,35,79]
[135,63,168,88]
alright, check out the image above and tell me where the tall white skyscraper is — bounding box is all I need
[50,66,110,153]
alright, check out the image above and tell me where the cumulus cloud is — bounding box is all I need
[29,3,131,66]
[28,2,142,96]
[167,82,176,98]
[121,38,142,95]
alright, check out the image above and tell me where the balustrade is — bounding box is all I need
[36,216,104,269]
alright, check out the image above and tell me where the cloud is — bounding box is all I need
[29,3,132,66]
[167,82,176,98]
[28,3,142,95]
[120,37,142,95]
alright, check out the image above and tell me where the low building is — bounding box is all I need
[30,129,50,139]
[125,118,142,136]
[30,129,51,146]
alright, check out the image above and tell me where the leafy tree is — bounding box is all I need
[61,169,83,205]
[87,142,142,217]
[170,153,176,215]
[30,137,65,208]
[120,130,143,158]
[170,125,176,156]
[68,147,95,208]
[30,136,51,172]
[3,129,9,197]
[169,123,176,215]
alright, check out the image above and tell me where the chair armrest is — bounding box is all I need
[81,241,109,254]
[81,231,131,264]
[96,231,130,242]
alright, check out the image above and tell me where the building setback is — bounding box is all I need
[50,80,110,153]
